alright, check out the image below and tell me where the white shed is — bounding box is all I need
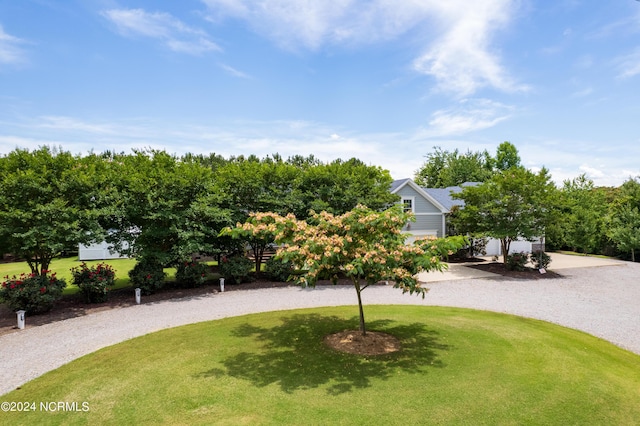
[78,241,129,261]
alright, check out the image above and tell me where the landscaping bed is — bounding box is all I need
[468,262,563,279]
[0,276,348,336]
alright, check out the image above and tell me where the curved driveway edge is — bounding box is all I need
[1,261,639,396]
[419,252,627,282]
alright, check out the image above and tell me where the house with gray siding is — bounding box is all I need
[391,178,536,256]
[390,178,448,242]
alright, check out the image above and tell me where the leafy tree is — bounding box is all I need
[180,152,228,172]
[607,178,640,261]
[415,142,524,188]
[414,146,448,188]
[0,147,101,275]
[215,156,398,272]
[285,154,321,169]
[556,175,608,254]
[296,158,398,217]
[213,156,305,272]
[450,167,556,265]
[414,146,494,188]
[607,204,640,261]
[103,150,231,268]
[494,141,521,171]
[226,206,465,335]
[214,155,304,219]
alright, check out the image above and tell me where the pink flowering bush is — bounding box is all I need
[224,205,466,334]
[0,271,66,314]
[218,255,253,284]
[175,261,209,288]
[505,252,528,271]
[128,257,166,295]
[70,262,116,303]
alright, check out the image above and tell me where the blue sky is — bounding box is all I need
[1,0,639,187]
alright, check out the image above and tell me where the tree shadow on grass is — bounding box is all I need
[196,313,449,395]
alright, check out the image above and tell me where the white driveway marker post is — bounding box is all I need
[219,278,225,292]
[16,310,26,329]
[135,288,141,304]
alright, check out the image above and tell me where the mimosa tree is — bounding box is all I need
[224,205,465,335]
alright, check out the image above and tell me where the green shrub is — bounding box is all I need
[0,271,66,314]
[505,252,529,271]
[265,256,294,282]
[219,255,253,284]
[129,258,166,295]
[530,251,552,270]
[470,237,488,257]
[175,261,209,288]
[71,262,116,303]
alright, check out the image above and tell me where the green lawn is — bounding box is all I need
[554,250,619,259]
[2,305,639,425]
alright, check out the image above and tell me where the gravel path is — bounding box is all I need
[1,262,639,396]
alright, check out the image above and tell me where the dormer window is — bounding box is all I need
[402,197,414,213]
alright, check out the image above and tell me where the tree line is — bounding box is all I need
[0,147,398,276]
[1,142,638,284]
[414,143,640,261]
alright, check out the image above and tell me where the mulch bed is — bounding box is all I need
[0,277,352,336]
[467,262,563,280]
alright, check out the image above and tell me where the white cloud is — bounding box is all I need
[579,164,605,179]
[37,116,116,134]
[422,98,513,136]
[615,48,640,79]
[517,138,640,187]
[101,8,220,55]
[2,114,638,187]
[412,1,527,96]
[0,25,27,66]
[201,0,525,96]
[218,63,252,79]
[202,0,358,50]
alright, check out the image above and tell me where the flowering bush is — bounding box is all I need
[219,255,253,284]
[530,251,552,270]
[0,271,66,314]
[506,252,529,271]
[175,261,209,288]
[129,258,166,295]
[70,262,116,303]
[265,256,294,282]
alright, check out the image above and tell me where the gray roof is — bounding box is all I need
[423,187,461,210]
[424,182,479,210]
[390,178,411,193]
[391,179,479,212]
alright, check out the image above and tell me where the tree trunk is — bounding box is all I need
[500,238,511,264]
[26,256,51,275]
[353,278,366,336]
[250,240,264,276]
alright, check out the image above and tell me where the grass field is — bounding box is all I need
[554,250,619,259]
[2,305,639,425]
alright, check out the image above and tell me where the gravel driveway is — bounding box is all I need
[1,260,639,396]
